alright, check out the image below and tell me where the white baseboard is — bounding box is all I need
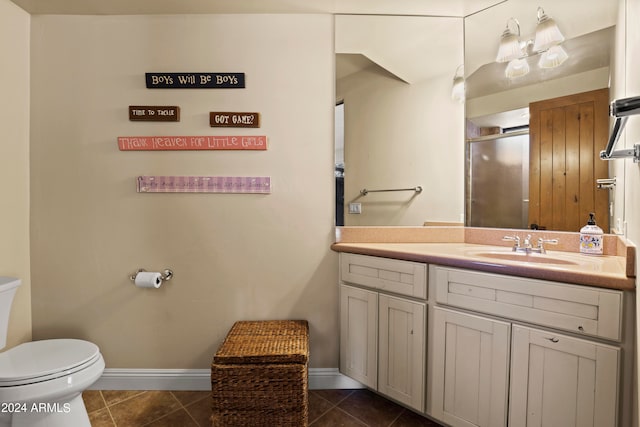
[89,368,364,391]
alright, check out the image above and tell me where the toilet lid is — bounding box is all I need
[0,339,101,385]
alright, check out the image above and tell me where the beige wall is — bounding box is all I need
[0,0,31,348]
[466,68,610,119]
[29,14,337,368]
[337,20,464,226]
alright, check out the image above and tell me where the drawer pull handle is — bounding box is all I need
[547,337,560,343]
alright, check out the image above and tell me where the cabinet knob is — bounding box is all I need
[578,326,584,332]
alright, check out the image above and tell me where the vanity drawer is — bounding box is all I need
[340,253,427,299]
[432,266,623,341]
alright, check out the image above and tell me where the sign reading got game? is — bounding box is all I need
[145,73,245,89]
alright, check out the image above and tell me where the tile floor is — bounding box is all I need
[83,388,446,427]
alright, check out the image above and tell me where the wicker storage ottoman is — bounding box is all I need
[211,320,309,427]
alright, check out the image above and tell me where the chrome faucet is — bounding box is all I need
[503,235,558,254]
[503,235,526,252]
[531,237,559,254]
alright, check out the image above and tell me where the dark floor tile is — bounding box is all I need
[308,391,336,424]
[338,389,405,427]
[145,409,199,427]
[183,394,214,427]
[311,407,367,426]
[109,391,182,427]
[101,390,146,406]
[83,390,106,413]
[88,388,447,427]
[312,389,355,405]
[88,407,115,427]
[392,409,444,426]
[171,391,211,406]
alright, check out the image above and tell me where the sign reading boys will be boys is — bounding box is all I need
[145,73,245,89]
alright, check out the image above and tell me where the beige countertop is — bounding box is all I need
[332,227,636,291]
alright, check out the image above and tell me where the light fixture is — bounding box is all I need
[533,7,565,52]
[538,44,568,68]
[496,18,524,63]
[451,65,465,103]
[495,6,568,79]
[505,58,530,78]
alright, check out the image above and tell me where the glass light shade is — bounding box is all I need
[505,58,530,79]
[496,28,523,63]
[533,9,565,52]
[451,76,465,103]
[538,45,569,68]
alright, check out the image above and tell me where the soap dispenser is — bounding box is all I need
[579,212,603,255]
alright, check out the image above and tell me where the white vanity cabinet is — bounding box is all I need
[339,284,378,389]
[430,265,623,427]
[339,253,427,411]
[509,325,619,427]
[432,266,623,341]
[430,307,511,427]
[337,252,628,427]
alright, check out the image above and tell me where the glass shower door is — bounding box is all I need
[468,133,529,229]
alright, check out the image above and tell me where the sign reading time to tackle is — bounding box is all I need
[145,73,245,89]
[129,106,180,122]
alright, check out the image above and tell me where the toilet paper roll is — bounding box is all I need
[134,271,163,289]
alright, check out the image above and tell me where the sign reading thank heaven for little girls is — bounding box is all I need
[118,136,267,151]
[145,73,245,89]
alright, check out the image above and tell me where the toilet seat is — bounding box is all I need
[0,339,101,387]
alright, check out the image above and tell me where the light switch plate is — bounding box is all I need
[349,203,362,214]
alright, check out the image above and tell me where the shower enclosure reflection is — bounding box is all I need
[468,130,529,228]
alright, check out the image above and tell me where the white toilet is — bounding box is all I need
[0,277,105,427]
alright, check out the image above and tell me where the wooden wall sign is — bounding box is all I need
[137,176,271,194]
[129,106,180,122]
[145,73,245,89]
[118,136,267,151]
[210,112,260,128]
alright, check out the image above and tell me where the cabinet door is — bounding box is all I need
[509,325,620,427]
[340,284,378,389]
[430,307,510,427]
[378,295,425,411]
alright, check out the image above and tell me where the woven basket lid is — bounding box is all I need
[213,320,309,365]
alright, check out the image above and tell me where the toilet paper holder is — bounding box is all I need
[129,268,174,282]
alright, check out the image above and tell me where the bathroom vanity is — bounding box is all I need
[332,227,636,427]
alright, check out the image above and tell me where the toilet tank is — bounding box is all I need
[0,277,21,350]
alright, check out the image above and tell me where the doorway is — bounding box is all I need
[335,102,345,226]
[529,88,610,232]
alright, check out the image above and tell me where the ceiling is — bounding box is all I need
[10,0,503,90]
[335,14,462,85]
[9,0,504,17]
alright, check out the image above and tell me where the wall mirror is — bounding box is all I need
[464,0,622,233]
[335,14,464,227]
[335,1,624,233]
